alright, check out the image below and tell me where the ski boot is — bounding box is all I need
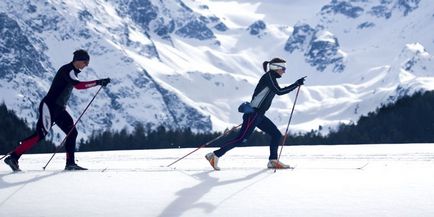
[267,159,292,169]
[4,155,20,172]
[205,152,221,171]
[65,163,88,171]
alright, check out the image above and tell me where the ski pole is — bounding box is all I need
[167,124,242,167]
[275,85,302,173]
[0,152,11,161]
[1,123,58,161]
[42,85,104,170]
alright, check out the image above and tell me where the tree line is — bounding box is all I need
[2,90,434,154]
[0,103,53,154]
[324,91,434,144]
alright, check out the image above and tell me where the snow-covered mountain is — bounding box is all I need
[1,0,433,141]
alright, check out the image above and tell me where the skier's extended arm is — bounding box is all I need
[72,78,110,89]
[73,78,110,89]
[267,74,305,95]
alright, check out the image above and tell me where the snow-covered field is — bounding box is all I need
[1,144,434,217]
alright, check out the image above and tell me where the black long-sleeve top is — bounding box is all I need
[44,62,97,107]
[250,70,298,114]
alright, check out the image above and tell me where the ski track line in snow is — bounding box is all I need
[0,164,370,174]
[1,167,279,173]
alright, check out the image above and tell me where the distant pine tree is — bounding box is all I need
[0,103,54,154]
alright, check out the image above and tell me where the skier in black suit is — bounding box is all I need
[4,49,110,171]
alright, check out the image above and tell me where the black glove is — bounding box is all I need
[97,78,111,87]
[295,77,305,86]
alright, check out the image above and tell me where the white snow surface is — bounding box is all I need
[1,144,434,217]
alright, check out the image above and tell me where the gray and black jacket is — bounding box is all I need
[250,70,298,114]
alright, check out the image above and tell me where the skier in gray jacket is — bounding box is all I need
[206,57,305,170]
